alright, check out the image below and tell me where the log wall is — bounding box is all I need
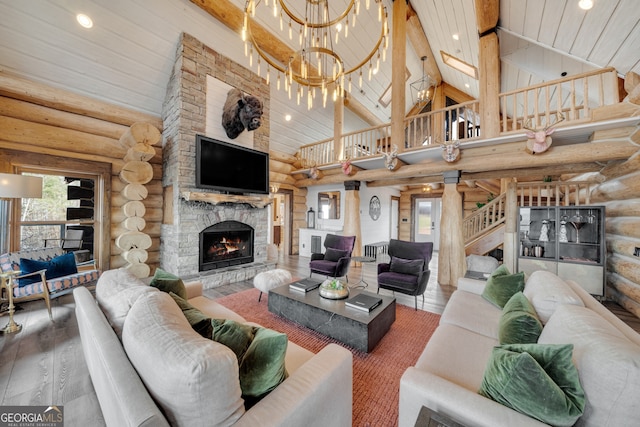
[591,148,640,318]
[0,72,163,271]
[269,151,307,255]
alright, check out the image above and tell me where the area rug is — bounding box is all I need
[216,288,441,427]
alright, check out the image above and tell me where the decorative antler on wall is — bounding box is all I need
[379,144,399,171]
[441,141,461,163]
[340,158,353,176]
[308,166,322,180]
[522,113,565,154]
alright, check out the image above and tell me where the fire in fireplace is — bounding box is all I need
[199,220,254,271]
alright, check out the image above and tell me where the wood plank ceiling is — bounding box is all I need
[0,0,638,156]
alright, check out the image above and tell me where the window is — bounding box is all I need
[19,173,96,257]
[3,152,112,270]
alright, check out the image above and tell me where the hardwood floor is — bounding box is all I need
[1,252,638,426]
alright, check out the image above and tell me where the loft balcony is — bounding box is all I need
[293,68,639,184]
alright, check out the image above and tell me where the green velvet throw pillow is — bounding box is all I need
[479,343,585,427]
[498,292,543,345]
[239,326,289,407]
[210,319,256,362]
[209,319,289,408]
[481,265,525,308]
[169,292,213,339]
[150,268,187,300]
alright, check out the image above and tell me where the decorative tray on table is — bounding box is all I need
[319,279,349,300]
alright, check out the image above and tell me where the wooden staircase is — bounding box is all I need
[463,181,598,255]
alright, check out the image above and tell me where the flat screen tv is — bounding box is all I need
[196,135,269,195]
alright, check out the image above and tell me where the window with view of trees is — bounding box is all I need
[19,173,96,261]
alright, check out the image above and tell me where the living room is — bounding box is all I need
[1,0,640,426]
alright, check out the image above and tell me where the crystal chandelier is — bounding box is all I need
[410,56,435,107]
[242,0,389,109]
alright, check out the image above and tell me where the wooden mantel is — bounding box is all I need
[181,191,272,208]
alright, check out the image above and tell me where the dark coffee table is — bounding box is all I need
[268,282,396,352]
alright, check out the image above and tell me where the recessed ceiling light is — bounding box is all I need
[578,0,593,10]
[76,13,93,29]
[452,33,460,41]
[285,114,292,121]
[465,83,470,88]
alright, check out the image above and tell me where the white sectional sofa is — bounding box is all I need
[74,268,353,427]
[399,270,640,427]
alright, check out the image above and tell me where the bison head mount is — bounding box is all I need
[221,88,263,139]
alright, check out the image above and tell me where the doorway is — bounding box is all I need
[390,196,399,240]
[269,190,293,256]
[413,197,441,250]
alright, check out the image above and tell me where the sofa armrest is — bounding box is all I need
[457,277,487,295]
[235,343,352,427]
[184,281,203,299]
[399,368,547,427]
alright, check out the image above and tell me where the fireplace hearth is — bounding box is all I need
[200,220,254,271]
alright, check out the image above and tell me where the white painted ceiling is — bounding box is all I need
[0,0,638,155]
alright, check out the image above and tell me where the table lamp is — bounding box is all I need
[0,172,43,334]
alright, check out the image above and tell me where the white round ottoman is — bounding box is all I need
[253,269,292,302]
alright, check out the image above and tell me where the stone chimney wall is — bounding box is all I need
[161,33,273,288]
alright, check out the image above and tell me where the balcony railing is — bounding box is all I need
[294,68,619,169]
[404,100,481,149]
[499,67,618,133]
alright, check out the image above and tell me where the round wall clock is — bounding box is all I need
[369,196,381,221]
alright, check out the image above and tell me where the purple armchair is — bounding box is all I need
[377,239,433,309]
[309,234,356,282]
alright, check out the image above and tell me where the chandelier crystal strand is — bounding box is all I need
[243,0,387,104]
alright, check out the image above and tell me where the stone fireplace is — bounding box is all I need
[160,33,273,288]
[200,220,254,271]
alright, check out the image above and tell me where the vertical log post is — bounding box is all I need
[391,0,407,153]
[476,0,500,139]
[334,85,345,161]
[438,171,465,286]
[343,180,362,257]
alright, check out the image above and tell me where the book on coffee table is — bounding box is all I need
[345,293,383,312]
[289,278,321,292]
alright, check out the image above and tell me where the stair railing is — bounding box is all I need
[463,193,507,243]
[464,180,598,244]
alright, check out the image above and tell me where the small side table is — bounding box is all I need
[1,270,22,334]
[350,256,376,289]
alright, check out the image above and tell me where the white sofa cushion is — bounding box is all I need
[95,267,158,338]
[440,290,501,339]
[123,291,245,427]
[415,323,499,392]
[538,304,640,427]
[523,270,584,323]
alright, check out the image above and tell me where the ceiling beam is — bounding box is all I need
[474,0,499,34]
[294,139,636,187]
[407,2,441,84]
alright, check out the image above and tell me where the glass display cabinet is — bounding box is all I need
[517,206,605,296]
